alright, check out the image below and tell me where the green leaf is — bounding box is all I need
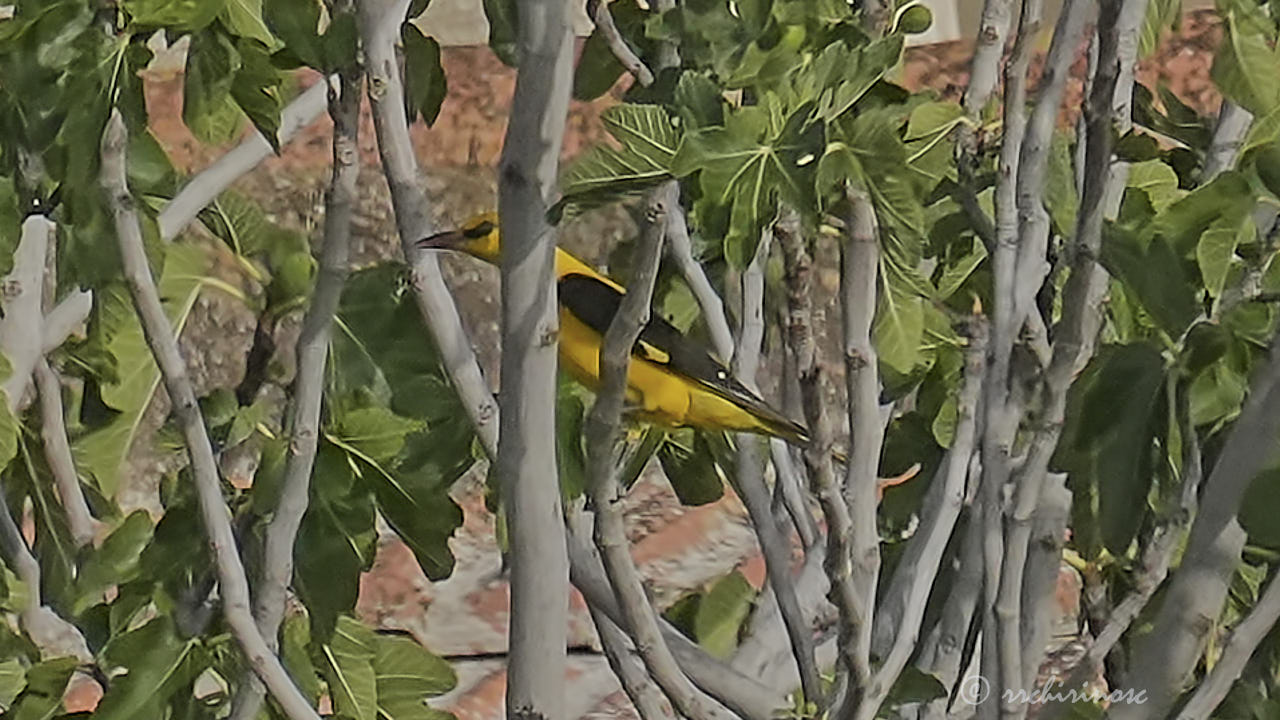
[0,657,23,709]
[904,101,965,141]
[1046,131,1079,235]
[884,666,948,706]
[556,382,588,499]
[672,104,823,266]
[94,617,197,720]
[7,657,77,720]
[264,0,325,69]
[674,71,725,130]
[320,616,378,720]
[221,0,275,45]
[482,0,519,66]
[1126,159,1182,213]
[231,38,285,151]
[183,29,245,145]
[1100,226,1200,338]
[874,257,927,374]
[330,264,472,581]
[124,0,224,30]
[693,570,755,658]
[74,244,213,497]
[1241,466,1280,549]
[1190,359,1248,427]
[73,510,153,613]
[557,104,680,219]
[1139,0,1182,57]
[1211,3,1280,117]
[1156,172,1255,256]
[296,444,377,639]
[403,24,448,127]
[936,236,987,300]
[282,612,323,703]
[373,633,457,718]
[573,0,650,101]
[1052,343,1166,555]
[1198,213,1252,298]
[657,431,726,506]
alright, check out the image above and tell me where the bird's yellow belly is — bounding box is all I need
[557,309,768,434]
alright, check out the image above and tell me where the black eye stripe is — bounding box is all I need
[463,220,495,239]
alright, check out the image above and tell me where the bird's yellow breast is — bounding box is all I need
[557,308,780,435]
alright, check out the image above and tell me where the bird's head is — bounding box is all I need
[416,211,500,263]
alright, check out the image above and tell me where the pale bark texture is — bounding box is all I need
[496,0,576,714]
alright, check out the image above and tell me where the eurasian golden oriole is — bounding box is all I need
[417,212,810,444]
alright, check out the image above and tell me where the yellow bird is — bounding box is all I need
[417,212,810,444]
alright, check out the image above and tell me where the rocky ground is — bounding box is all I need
[102,12,1228,717]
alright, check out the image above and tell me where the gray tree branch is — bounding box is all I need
[585,188,733,720]
[158,81,330,241]
[841,187,884,718]
[1113,331,1280,719]
[358,0,500,456]
[585,0,654,87]
[775,209,868,695]
[495,0,579,713]
[865,321,986,719]
[101,110,320,720]
[230,62,361,720]
[34,359,94,548]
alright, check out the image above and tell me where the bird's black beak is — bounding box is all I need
[415,228,464,250]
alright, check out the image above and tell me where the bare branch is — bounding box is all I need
[34,359,94,548]
[2,215,52,411]
[230,64,361,720]
[864,321,986,719]
[41,289,93,354]
[101,110,320,720]
[494,0,579,713]
[569,509,675,720]
[964,0,1016,117]
[158,81,329,241]
[1016,473,1069,692]
[566,516,780,719]
[729,227,822,704]
[1201,102,1253,184]
[841,187,884,716]
[665,203,735,362]
[586,0,654,88]
[357,0,499,457]
[1113,331,1280,719]
[586,186,733,720]
[1175,569,1280,720]
[775,209,868,693]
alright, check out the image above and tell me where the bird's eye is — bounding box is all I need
[464,220,495,239]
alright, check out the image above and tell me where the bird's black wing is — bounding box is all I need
[558,273,808,441]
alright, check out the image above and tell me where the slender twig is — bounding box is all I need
[101,110,320,720]
[586,0,654,88]
[41,290,93,354]
[1201,101,1253,184]
[569,509,674,720]
[862,321,986,719]
[665,203,735,361]
[841,187,884,718]
[979,0,1039,701]
[994,6,1117,713]
[1175,569,1280,720]
[566,518,779,719]
[230,63,361,720]
[1113,331,1280,719]
[586,186,731,720]
[775,209,868,694]
[34,359,94,548]
[358,0,499,457]
[158,81,330,241]
[730,228,822,705]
